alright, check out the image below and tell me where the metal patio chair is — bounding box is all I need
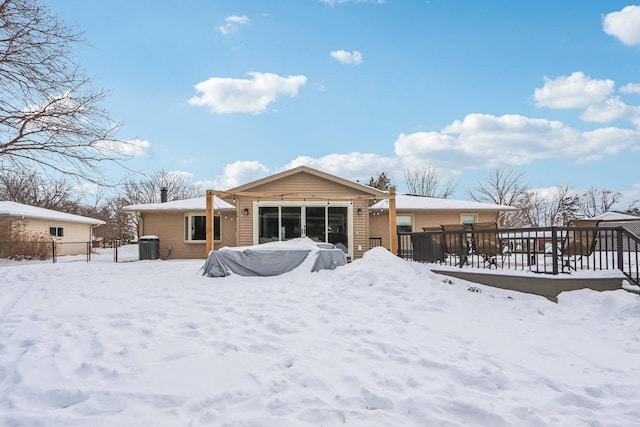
[559,219,601,272]
[441,223,469,267]
[469,222,504,269]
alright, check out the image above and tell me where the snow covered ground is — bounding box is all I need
[1,245,639,426]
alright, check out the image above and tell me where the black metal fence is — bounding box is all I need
[0,241,93,263]
[398,225,640,287]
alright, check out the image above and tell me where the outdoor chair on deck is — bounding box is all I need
[441,224,469,267]
[469,222,504,269]
[411,226,445,263]
[559,219,601,272]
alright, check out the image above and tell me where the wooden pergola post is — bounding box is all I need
[388,186,397,255]
[206,190,214,255]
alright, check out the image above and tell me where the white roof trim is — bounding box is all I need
[589,212,640,221]
[122,196,235,212]
[0,201,105,225]
[369,194,518,211]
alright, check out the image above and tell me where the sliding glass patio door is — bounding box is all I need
[256,204,350,255]
[305,206,326,243]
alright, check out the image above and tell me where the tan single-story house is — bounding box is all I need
[0,201,105,256]
[369,193,518,250]
[589,211,640,251]
[123,166,516,260]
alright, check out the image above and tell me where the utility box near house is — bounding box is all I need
[139,235,160,260]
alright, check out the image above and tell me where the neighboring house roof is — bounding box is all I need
[122,196,235,213]
[0,201,105,225]
[370,194,518,211]
[589,212,640,221]
[228,165,388,197]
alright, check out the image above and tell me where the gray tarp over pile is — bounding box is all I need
[201,246,347,277]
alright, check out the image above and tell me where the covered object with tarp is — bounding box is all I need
[201,238,347,277]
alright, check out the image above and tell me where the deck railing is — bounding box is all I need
[398,225,640,287]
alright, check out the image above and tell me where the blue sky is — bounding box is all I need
[48,0,640,206]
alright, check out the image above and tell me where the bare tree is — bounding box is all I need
[466,168,528,227]
[122,169,203,205]
[0,0,134,183]
[518,185,580,226]
[578,187,622,218]
[517,190,546,227]
[0,170,80,211]
[77,196,136,243]
[367,171,392,191]
[404,166,457,198]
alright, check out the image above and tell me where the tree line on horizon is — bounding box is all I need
[367,167,637,228]
[0,166,636,245]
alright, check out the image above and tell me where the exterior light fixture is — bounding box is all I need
[243,208,249,216]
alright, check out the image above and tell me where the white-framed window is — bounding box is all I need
[460,213,478,224]
[396,215,413,233]
[184,213,220,242]
[49,226,64,237]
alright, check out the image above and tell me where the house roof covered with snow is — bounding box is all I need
[0,201,105,225]
[122,196,235,213]
[589,212,640,221]
[369,194,518,211]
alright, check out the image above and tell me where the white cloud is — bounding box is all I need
[533,72,614,109]
[93,139,151,157]
[203,161,270,190]
[282,153,398,183]
[188,72,307,114]
[330,50,363,65]
[603,5,640,45]
[620,182,640,210]
[580,96,632,123]
[219,15,249,35]
[393,113,640,170]
[166,170,195,182]
[178,158,198,165]
[620,83,640,94]
[74,182,100,195]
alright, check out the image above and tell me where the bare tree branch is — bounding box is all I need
[404,166,457,198]
[466,168,528,227]
[518,185,580,227]
[0,0,137,183]
[122,169,203,205]
[578,187,622,218]
[0,169,80,211]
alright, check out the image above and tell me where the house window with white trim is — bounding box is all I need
[460,213,478,224]
[49,226,64,237]
[396,215,413,233]
[184,214,220,242]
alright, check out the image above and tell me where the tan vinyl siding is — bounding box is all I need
[234,198,254,248]
[246,171,365,197]
[369,213,391,250]
[141,211,235,259]
[352,199,370,259]
[20,218,94,256]
[228,171,376,259]
[216,214,238,251]
[413,211,498,230]
[368,211,500,252]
